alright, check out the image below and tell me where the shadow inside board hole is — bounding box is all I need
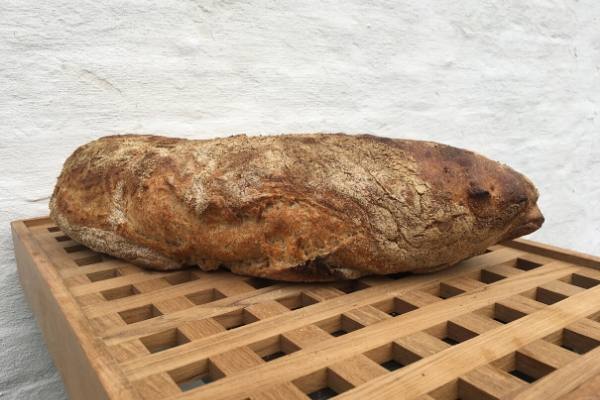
[337,280,370,293]
[308,387,338,400]
[163,270,200,285]
[177,374,213,392]
[75,254,103,266]
[381,359,403,371]
[140,328,190,354]
[442,336,460,346]
[118,304,162,324]
[509,369,538,383]
[514,258,542,271]
[245,277,276,289]
[330,329,347,337]
[262,351,286,362]
[64,244,87,253]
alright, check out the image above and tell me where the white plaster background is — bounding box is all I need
[1,1,599,398]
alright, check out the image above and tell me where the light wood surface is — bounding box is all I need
[11,216,600,400]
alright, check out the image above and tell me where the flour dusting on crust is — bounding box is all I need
[49,133,544,282]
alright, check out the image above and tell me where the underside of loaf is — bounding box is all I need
[50,133,544,281]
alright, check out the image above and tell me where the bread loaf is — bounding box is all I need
[49,133,544,281]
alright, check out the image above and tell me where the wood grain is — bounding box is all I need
[12,216,600,400]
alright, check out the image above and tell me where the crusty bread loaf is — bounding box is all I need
[49,133,544,281]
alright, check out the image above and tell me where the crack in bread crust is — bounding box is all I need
[49,133,544,282]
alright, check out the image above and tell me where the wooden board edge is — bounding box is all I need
[503,238,600,270]
[11,219,141,400]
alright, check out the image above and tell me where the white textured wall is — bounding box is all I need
[1,1,599,398]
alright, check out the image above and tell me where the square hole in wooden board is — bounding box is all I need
[245,277,276,289]
[535,282,582,306]
[424,320,477,346]
[493,290,548,324]
[569,273,600,289]
[63,243,87,253]
[364,343,407,372]
[370,296,420,317]
[118,304,162,324]
[212,308,261,331]
[293,369,342,400]
[438,276,486,299]
[277,292,319,311]
[47,226,61,232]
[74,254,104,266]
[335,280,370,294]
[325,313,368,337]
[491,351,553,384]
[140,328,190,353]
[512,348,564,383]
[467,304,509,326]
[392,297,421,316]
[493,303,527,324]
[101,284,140,301]
[248,333,301,361]
[162,270,200,285]
[168,359,221,392]
[310,315,350,338]
[561,326,600,354]
[480,267,512,284]
[55,234,71,242]
[419,281,458,300]
[479,258,540,285]
[514,257,543,271]
[87,268,122,282]
[185,288,226,306]
[246,333,299,362]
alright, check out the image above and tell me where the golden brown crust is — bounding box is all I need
[49,133,544,281]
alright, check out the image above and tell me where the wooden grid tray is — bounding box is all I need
[11,216,600,400]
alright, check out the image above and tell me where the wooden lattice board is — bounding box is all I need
[11,216,600,400]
